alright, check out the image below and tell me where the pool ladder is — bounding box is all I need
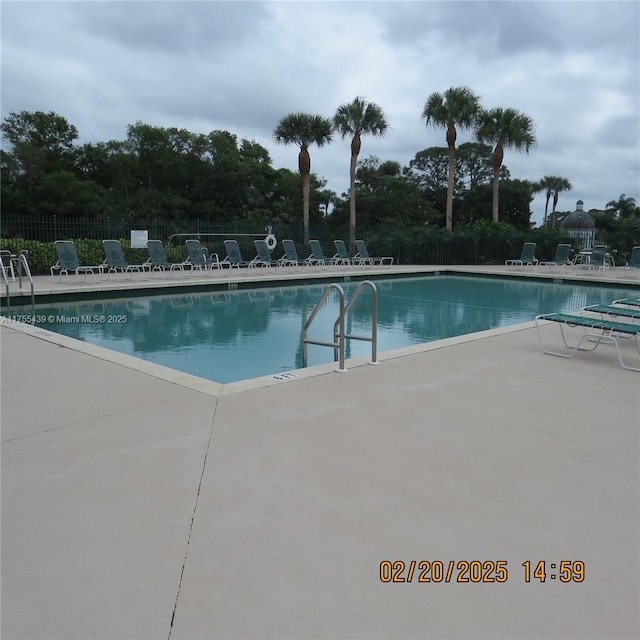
[2,250,35,318]
[301,280,378,372]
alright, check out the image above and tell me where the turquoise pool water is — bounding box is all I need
[28,275,637,383]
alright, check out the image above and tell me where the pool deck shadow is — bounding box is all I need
[2,265,639,639]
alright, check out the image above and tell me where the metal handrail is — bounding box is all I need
[1,255,10,315]
[301,284,346,372]
[19,251,36,318]
[301,280,379,372]
[167,226,274,246]
[333,281,378,365]
[2,250,35,318]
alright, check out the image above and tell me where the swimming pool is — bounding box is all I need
[27,275,637,383]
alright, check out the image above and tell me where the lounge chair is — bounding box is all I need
[280,239,306,268]
[333,240,356,265]
[613,298,640,308]
[222,239,254,269]
[354,240,394,266]
[307,240,338,266]
[505,242,538,266]
[582,304,640,321]
[146,240,188,278]
[185,239,220,274]
[539,244,572,267]
[253,239,281,267]
[102,240,150,280]
[578,249,607,270]
[535,312,640,371]
[1,250,16,282]
[50,241,104,283]
[622,246,640,272]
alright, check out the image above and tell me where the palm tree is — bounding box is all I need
[422,87,481,231]
[535,175,572,227]
[273,113,333,243]
[534,176,555,227]
[333,97,388,249]
[475,107,536,223]
[606,193,637,218]
[549,177,572,229]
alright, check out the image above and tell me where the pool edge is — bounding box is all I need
[2,318,538,397]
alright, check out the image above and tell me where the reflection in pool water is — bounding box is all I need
[31,275,636,383]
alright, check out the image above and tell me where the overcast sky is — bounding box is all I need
[2,0,639,225]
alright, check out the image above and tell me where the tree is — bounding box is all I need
[549,177,572,229]
[1,110,79,201]
[475,107,536,223]
[1,110,78,157]
[606,193,637,218]
[333,96,388,249]
[533,176,554,227]
[455,142,494,191]
[330,156,428,228]
[534,176,572,228]
[34,170,107,217]
[405,147,450,197]
[267,168,327,227]
[273,113,333,243]
[422,87,481,231]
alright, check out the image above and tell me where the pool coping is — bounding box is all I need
[4,263,639,304]
[6,316,538,397]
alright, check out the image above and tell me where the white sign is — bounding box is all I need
[130,230,149,248]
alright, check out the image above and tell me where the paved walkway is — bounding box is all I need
[2,266,639,639]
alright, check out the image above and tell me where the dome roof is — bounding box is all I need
[563,209,595,230]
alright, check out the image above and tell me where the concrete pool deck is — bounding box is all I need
[2,265,639,639]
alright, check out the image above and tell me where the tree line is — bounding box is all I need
[2,95,637,247]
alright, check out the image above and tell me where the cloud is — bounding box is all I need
[1,0,638,223]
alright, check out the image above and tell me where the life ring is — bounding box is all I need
[265,234,277,251]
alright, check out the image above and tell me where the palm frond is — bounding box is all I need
[333,97,388,139]
[476,107,536,152]
[273,112,333,148]
[422,86,480,130]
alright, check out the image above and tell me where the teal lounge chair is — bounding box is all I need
[253,239,281,267]
[146,240,188,278]
[222,240,254,269]
[582,304,640,321]
[597,246,617,267]
[185,239,220,274]
[333,240,355,265]
[535,312,640,371]
[280,239,305,268]
[307,240,338,266]
[102,240,149,280]
[281,239,299,263]
[625,246,640,270]
[51,241,104,283]
[579,249,607,270]
[506,242,538,266]
[613,298,640,308]
[354,240,394,266]
[539,244,572,267]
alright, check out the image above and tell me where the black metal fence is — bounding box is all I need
[1,213,638,271]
